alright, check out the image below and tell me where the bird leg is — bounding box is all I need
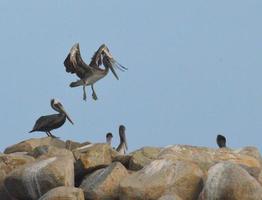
[48,131,58,138]
[91,84,98,100]
[83,85,87,101]
[45,132,50,137]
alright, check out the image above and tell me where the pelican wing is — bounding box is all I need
[89,44,107,67]
[64,43,93,79]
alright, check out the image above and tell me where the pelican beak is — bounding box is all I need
[59,104,74,125]
[109,65,119,80]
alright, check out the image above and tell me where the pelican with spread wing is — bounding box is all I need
[64,43,127,101]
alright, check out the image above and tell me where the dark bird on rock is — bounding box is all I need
[29,99,73,138]
[64,43,127,101]
[116,125,128,155]
[216,134,226,148]
[106,132,113,146]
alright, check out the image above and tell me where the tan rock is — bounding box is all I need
[73,143,113,179]
[4,137,66,154]
[200,162,262,200]
[112,154,131,169]
[39,186,84,200]
[4,156,74,200]
[28,145,74,161]
[65,140,91,151]
[120,159,203,200]
[80,162,129,200]
[128,147,162,170]
[159,145,261,177]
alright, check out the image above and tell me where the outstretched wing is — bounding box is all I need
[90,44,127,79]
[64,43,93,79]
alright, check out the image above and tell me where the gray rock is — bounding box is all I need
[200,162,262,200]
[39,186,84,200]
[4,156,74,200]
[80,162,129,200]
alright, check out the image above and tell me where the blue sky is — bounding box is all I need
[0,1,262,152]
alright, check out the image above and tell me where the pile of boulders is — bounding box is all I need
[1,137,262,200]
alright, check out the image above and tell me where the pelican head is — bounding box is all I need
[106,132,113,145]
[119,125,128,150]
[51,99,74,124]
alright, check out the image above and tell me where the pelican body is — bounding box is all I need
[216,134,226,148]
[29,99,73,138]
[64,43,127,101]
[116,125,128,155]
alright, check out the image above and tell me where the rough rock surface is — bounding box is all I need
[66,140,91,151]
[1,137,262,200]
[159,145,261,177]
[28,145,74,160]
[73,143,114,182]
[0,153,35,200]
[128,147,162,170]
[120,159,203,200]
[80,162,129,200]
[158,193,182,200]
[4,156,74,200]
[4,137,66,154]
[39,186,85,200]
[199,162,262,200]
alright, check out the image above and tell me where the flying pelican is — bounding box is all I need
[106,132,113,146]
[29,99,73,138]
[116,125,128,155]
[64,43,127,101]
[216,134,226,148]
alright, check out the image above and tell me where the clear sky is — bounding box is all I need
[0,1,261,152]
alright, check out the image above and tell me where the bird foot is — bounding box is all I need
[92,93,98,101]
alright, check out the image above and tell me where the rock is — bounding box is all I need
[158,193,182,200]
[4,156,74,200]
[28,145,74,160]
[120,159,203,200]
[80,162,129,200]
[158,145,261,177]
[128,147,162,170]
[73,143,113,183]
[39,186,84,200]
[65,140,91,151]
[4,137,66,154]
[112,154,131,169]
[199,162,262,200]
[0,153,35,200]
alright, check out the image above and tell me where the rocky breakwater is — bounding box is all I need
[0,137,262,200]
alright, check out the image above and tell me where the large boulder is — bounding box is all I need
[80,162,129,200]
[4,137,66,154]
[199,162,262,200]
[128,147,162,170]
[120,159,203,200]
[4,156,74,200]
[73,143,114,182]
[158,193,182,200]
[158,145,261,178]
[28,145,74,160]
[39,186,84,200]
[0,153,35,200]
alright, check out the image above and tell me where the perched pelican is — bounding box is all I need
[216,134,226,148]
[116,125,128,154]
[29,99,73,138]
[64,43,127,101]
[106,132,113,146]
